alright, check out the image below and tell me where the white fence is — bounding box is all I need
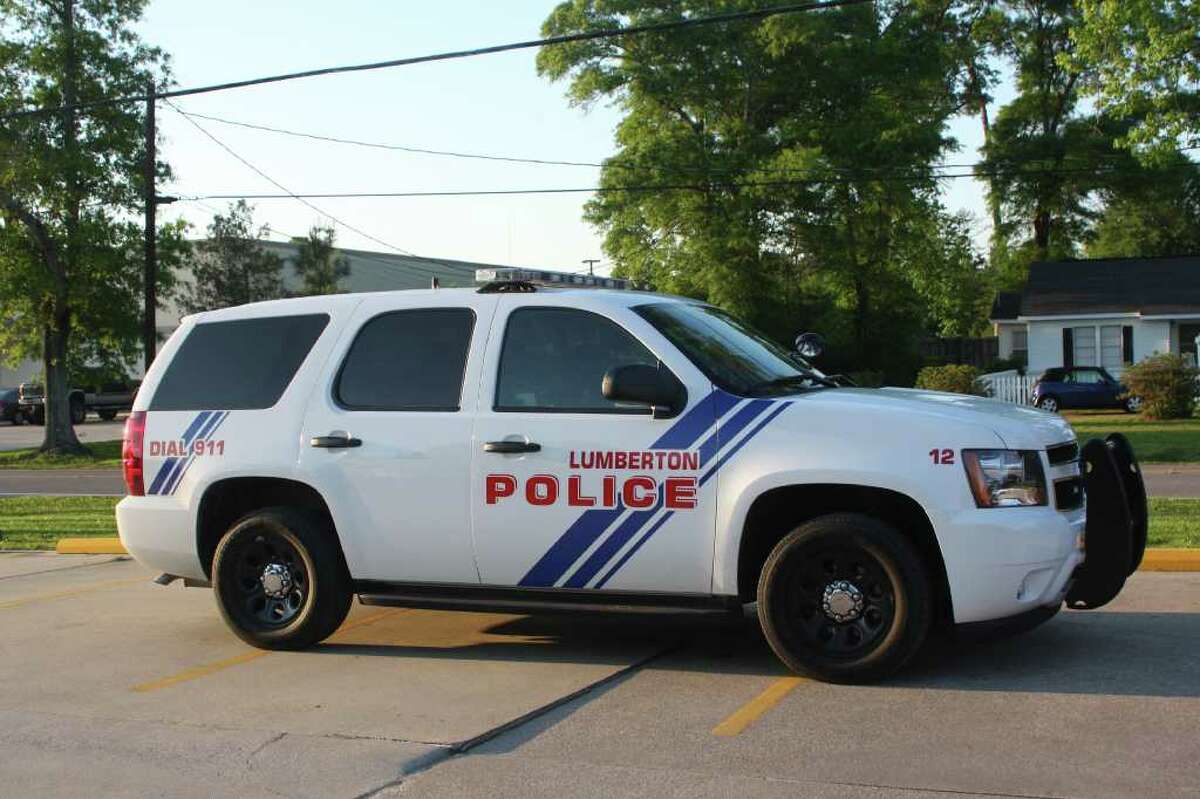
[979,371,1037,406]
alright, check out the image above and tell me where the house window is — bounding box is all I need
[1100,325,1123,369]
[1011,329,1028,363]
[1072,326,1097,366]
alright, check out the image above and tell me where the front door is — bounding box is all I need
[299,294,497,584]
[469,300,720,594]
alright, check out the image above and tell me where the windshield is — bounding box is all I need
[634,302,827,396]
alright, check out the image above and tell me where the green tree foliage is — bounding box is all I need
[0,0,169,453]
[537,1,972,381]
[181,201,284,313]
[292,224,350,296]
[914,363,986,395]
[1070,0,1200,162]
[1120,353,1199,419]
[1087,157,1200,257]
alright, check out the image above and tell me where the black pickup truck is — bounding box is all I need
[16,381,138,424]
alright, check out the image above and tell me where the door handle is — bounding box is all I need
[311,434,362,449]
[484,440,541,454]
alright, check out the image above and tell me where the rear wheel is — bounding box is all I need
[98,409,118,421]
[213,507,353,650]
[1123,396,1142,414]
[69,396,85,424]
[1037,395,1059,413]
[757,513,931,684]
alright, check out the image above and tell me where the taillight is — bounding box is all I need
[123,411,146,496]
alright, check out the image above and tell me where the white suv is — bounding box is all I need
[116,278,1147,683]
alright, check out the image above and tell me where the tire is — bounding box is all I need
[1036,395,1059,413]
[212,507,353,650]
[31,408,45,425]
[1123,396,1142,414]
[757,513,932,684]
[98,409,118,421]
[69,397,86,424]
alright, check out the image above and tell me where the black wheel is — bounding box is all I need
[212,507,353,650]
[1123,396,1142,414]
[1037,395,1060,413]
[98,409,118,421]
[11,411,24,426]
[757,513,932,684]
[31,407,44,425]
[69,397,85,424]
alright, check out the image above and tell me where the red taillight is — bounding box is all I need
[123,411,146,496]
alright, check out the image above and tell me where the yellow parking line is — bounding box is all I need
[0,578,144,611]
[712,676,806,737]
[131,608,403,693]
[55,537,127,555]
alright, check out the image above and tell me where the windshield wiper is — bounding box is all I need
[747,371,840,394]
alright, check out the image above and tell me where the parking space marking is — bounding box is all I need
[711,676,806,737]
[131,608,404,693]
[0,577,144,611]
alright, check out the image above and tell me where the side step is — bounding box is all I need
[355,580,741,616]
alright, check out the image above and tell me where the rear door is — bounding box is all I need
[468,297,721,594]
[299,293,498,584]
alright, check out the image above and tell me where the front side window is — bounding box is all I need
[635,302,823,396]
[1070,369,1103,384]
[495,307,658,412]
[336,308,475,411]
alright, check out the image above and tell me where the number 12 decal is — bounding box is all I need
[929,448,955,465]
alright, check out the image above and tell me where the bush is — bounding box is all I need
[1120,354,1199,419]
[914,364,986,396]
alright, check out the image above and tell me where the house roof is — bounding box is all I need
[991,255,1200,320]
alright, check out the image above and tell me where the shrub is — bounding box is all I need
[914,364,986,396]
[1120,354,1199,419]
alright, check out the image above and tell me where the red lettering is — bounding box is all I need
[664,477,697,510]
[622,475,657,509]
[682,451,699,471]
[149,441,161,457]
[526,474,559,506]
[569,451,580,469]
[614,452,627,469]
[485,474,517,505]
[602,475,617,506]
[597,452,613,469]
[567,475,596,507]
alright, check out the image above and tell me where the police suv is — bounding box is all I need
[117,269,1148,683]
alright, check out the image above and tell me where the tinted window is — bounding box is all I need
[496,307,658,412]
[336,308,475,411]
[1070,369,1104,384]
[150,314,328,411]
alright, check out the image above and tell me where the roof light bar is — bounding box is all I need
[474,267,634,290]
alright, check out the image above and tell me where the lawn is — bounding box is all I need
[0,496,119,550]
[1064,411,1200,463]
[1147,498,1200,549]
[0,439,122,469]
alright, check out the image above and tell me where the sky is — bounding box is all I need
[138,1,1008,275]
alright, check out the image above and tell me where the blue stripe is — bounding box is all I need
[164,411,230,495]
[596,401,794,588]
[147,411,212,494]
[180,411,214,445]
[147,457,177,495]
[563,495,664,588]
[696,399,773,467]
[518,389,735,588]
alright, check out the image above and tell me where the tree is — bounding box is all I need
[292,224,350,296]
[0,0,168,453]
[1087,157,1200,257]
[181,201,284,313]
[1070,0,1200,163]
[537,1,970,380]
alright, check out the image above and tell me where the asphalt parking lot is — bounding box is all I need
[2,553,1197,798]
[0,417,126,451]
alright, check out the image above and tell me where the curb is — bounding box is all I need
[1139,549,1200,572]
[56,538,127,555]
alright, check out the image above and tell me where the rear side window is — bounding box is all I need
[150,314,329,411]
[495,307,658,413]
[336,308,475,411]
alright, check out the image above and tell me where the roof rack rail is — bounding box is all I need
[477,280,538,294]
[474,267,635,292]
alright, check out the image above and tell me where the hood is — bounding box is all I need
[809,387,1075,450]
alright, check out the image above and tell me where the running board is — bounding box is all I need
[355,580,741,616]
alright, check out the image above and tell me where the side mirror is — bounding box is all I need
[602,363,686,419]
[794,332,826,360]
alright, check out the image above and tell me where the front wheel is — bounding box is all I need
[1037,395,1059,413]
[1123,396,1142,414]
[212,507,353,650]
[757,513,932,684]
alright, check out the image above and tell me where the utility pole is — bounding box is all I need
[142,81,157,375]
[582,258,600,277]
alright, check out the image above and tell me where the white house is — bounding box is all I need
[991,255,1200,376]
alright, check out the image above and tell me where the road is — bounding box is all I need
[0,418,125,451]
[0,553,1196,798]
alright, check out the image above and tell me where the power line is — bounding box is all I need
[0,0,872,122]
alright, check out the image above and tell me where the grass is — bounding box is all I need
[0,496,119,550]
[1147,498,1200,549]
[1064,411,1200,463]
[0,439,122,469]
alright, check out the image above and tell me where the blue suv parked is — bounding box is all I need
[1031,366,1142,413]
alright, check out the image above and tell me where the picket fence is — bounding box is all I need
[979,371,1037,406]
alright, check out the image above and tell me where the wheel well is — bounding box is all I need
[196,477,341,579]
[737,484,954,626]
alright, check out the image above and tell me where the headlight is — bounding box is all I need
[962,449,1047,508]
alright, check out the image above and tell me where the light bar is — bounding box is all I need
[474,267,634,290]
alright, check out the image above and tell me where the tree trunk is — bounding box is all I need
[1033,208,1051,259]
[42,0,85,454]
